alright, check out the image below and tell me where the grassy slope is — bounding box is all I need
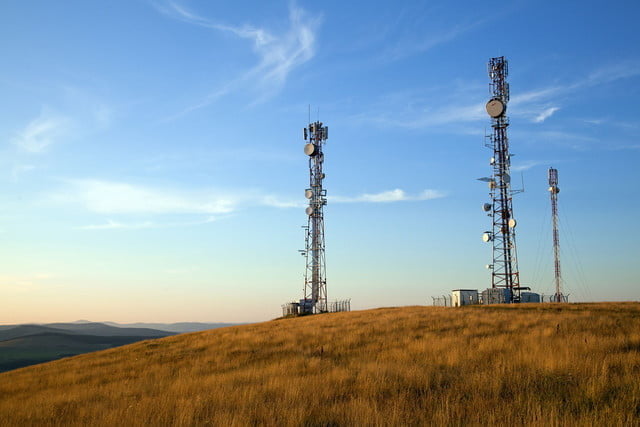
[0,303,639,426]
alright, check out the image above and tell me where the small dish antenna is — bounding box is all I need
[304,144,316,156]
[483,203,492,212]
[305,189,313,199]
[482,232,493,242]
[508,218,517,228]
[305,206,314,216]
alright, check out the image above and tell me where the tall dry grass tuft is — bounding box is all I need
[1,303,639,425]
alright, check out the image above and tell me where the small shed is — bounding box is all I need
[520,292,541,303]
[451,289,479,307]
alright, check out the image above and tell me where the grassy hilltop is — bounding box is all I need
[1,303,639,425]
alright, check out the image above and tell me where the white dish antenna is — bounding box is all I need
[486,98,505,118]
[490,157,495,165]
[304,144,316,156]
[482,232,493,242]
[548,186,560,194]
[305,206,314,216]
[305,189,313,199]
[502,173,511,184]
[508,218,517,228]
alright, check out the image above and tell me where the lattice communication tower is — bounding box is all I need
[300,121,328,314]
[482,56,522,303]
[548,167,564,302]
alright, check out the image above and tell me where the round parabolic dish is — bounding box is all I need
[486,98,505,118]
[304,143,316,156]
[508,218,517,228]
[482,232,492,242]
[305,189,313,199]
[305,206,314,216]
[502,173,511,184]
[483,203,492,212]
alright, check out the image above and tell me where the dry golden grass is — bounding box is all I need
[1,303,640,426]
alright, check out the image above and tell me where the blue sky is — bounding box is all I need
[0,0,638,323]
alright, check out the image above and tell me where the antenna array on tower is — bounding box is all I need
[482,56,522,303]
[301,121,329,314]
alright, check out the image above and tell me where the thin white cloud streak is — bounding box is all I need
[262,189,446,207]
[157,1,319,115]
[54,180,236,215]
[57,180,444,219]
[331,189,445,203]
[77,217,217,231]
[533,107,560,123]
[12,111,70,153]
[511,160,548,172]
[261,196,305,209]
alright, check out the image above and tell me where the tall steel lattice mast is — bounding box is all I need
[301,121,328,314]
[548,167,563,302]
[483,56,522,303]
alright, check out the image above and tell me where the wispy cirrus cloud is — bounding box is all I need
[331,189,445,203]
[510,160,550,172]
[156,1,319,115]
[356,59,640,131]
[533,107,560,123]
[380,19,486,62]
[12,111,71,153]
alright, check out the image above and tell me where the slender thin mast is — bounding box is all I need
[548,167,562,302]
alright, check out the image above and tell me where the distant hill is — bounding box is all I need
[0,323,174,373]
[102,321,244,333]
[45,322,174,337]
[1,303,639,425]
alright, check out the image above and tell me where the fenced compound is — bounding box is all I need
[541,294,569,303]
[328,299,351,313]
[432,295,452,307]
[281,298,351,317]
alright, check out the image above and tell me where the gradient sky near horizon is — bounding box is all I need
[1,0,639,324]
